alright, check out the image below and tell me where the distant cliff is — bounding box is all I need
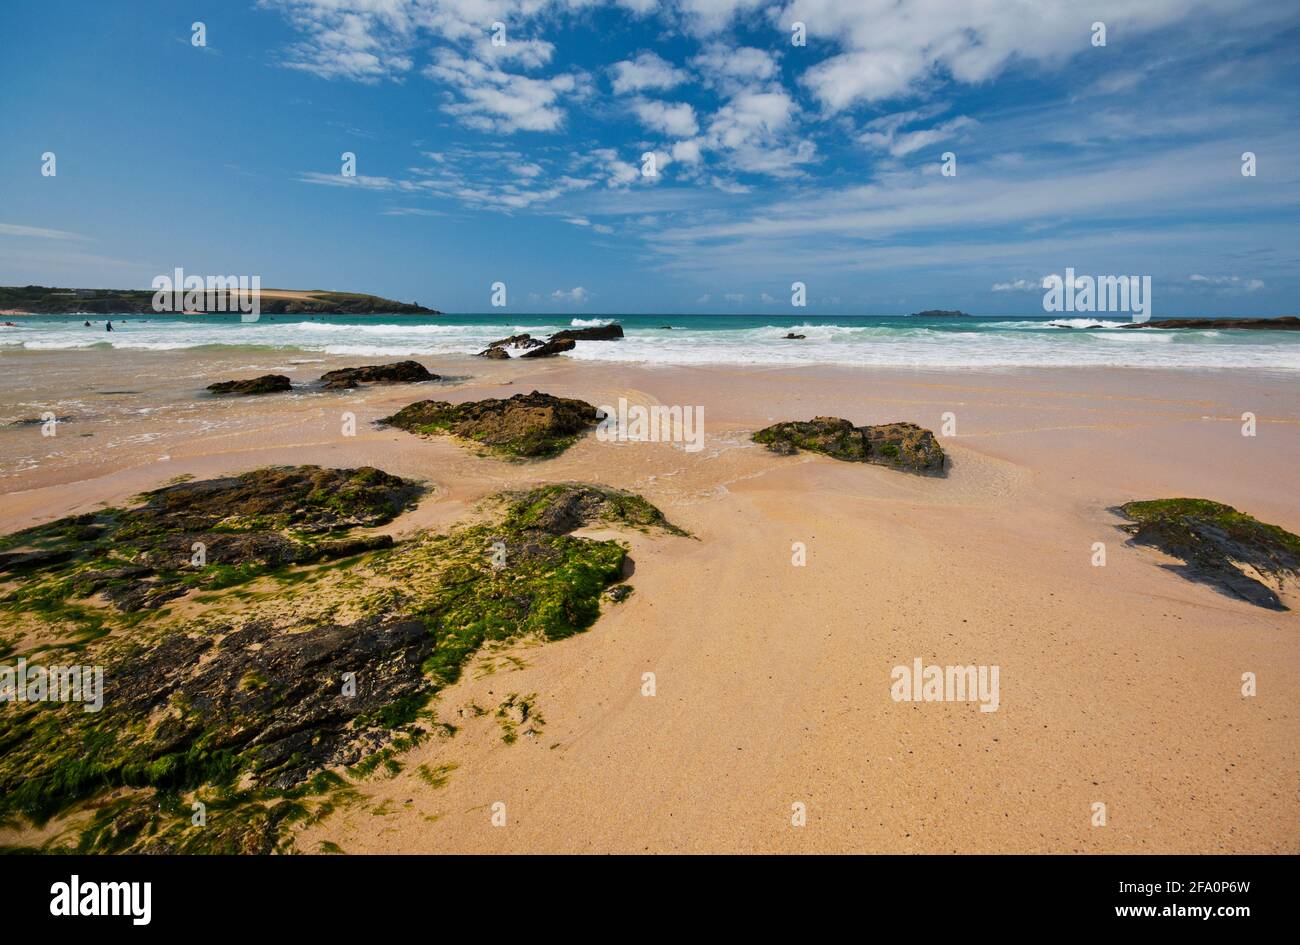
[0,285,440,315]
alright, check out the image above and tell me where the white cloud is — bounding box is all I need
[609,51,688,94]
[589,148,641,188]
[789,0,1265,112]
[991,278,1042,292]
[671,139,704,164]
[1189,274,1265,291]
[633,100,699,138]
[860,112,977,157]
[691,43,777,93]
[551,286,591,302]
[424,52,585,133]
[478,37,555,70]
[705,88,817,177]
[0,222,88,240]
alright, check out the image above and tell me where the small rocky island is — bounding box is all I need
[908,310,970,318]
[753,417,946,473]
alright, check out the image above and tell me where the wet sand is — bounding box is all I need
[1,346,1296,852]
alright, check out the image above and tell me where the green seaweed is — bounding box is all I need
[0,469,685,854]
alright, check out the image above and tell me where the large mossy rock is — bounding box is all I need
[381,390,600,458]
[0,466,419,614]
[753,417,945,473]
[0,469,684,853]
[1118,499,1300,610]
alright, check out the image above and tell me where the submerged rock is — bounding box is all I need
[381,390,599,458]
[520,338,577,358]
[206,374,291,395]
[1117,498,1300,610]
[753,417,945,473]
[319,361,437,389]
[783,333,806,339]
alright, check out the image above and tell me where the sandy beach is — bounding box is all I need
[0,345,1295,854]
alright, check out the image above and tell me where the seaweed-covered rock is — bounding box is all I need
[206,375,291,395]
[127,466,418,535]
[0,471,684,854]
[753,417,945,473]
[549,324,624,342]
[1117,499,1300,610]
[319,361,437,389]
[502,483,689,537]
[0,466,420,613]
[381,390,600,458]
[520,338,577,358]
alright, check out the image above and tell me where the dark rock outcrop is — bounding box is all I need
[206,375,291,395]
[1117,499,1300,610]
[753,417,946,473]
[319,361,436,389]
[380,390,599,458]
[549,324,624,342]
[1119,316,1299,330]
[479,333,543,356]
[482,346,511,360]
[784,333,806,339]
[520,338,577,358]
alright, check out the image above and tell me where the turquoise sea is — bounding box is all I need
[3,313,1298,371]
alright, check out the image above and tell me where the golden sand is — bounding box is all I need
[1,348,1295,853]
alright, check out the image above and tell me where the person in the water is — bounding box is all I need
[106,321,114,332]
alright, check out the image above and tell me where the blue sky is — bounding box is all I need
[1,0,1297,315]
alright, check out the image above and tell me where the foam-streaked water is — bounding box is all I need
[3,313,1298,370]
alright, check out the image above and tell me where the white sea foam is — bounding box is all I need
[3,317,1298,370]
